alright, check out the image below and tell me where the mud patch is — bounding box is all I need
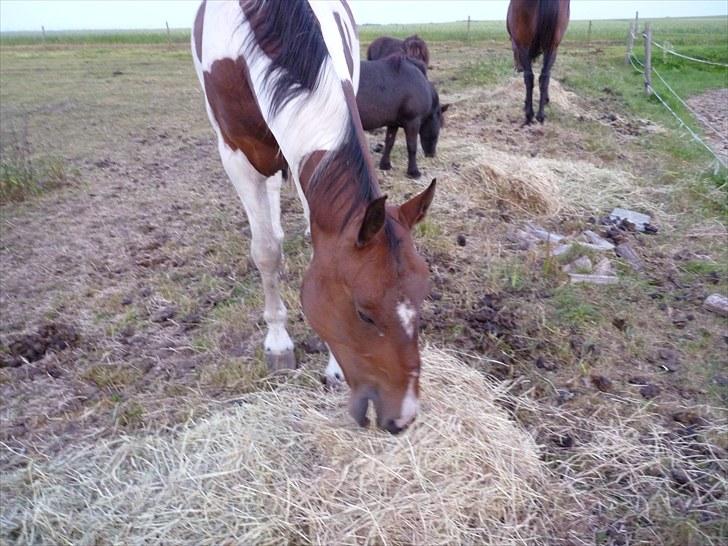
[1,322,79,368]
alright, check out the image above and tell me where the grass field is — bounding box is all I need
[1,14,727,546]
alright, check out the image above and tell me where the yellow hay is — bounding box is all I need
[2,349,548,546]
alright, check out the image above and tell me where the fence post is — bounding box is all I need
[625,21,634,64]
[644,23,652,95]
[165,21,171,49]
[587,20,592,46]
[467,16,471,42]
[41,25,46,45]
[634,11,639,34]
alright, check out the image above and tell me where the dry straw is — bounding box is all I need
[3,348,727,545]
[2,349,550,546]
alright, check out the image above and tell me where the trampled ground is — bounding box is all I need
[1,22,727,545]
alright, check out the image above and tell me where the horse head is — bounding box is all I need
[301,180,436,433]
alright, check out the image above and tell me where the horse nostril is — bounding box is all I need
[384,419,404,435]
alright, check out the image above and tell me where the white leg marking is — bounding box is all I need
[324,347,346,388]
[397,299,417,338]
[218,143,294,361]
[395,377,419,429]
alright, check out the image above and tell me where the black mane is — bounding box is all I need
[308,117,380,230]
[241,0,386,237]
[240,0,329,115]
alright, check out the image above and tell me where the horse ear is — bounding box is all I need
[400,178,436,229]
[357,195,388,247]
[441,103,451,113]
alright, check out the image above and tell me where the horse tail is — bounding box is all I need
[536,0,560,55]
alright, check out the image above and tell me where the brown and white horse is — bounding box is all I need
[192,0,436,433]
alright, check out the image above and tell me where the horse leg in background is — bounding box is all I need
[537,50,557,124]
[379,125,398,171]
[404,120,421,179]
[219,145,296,371]
[518,49,535,125]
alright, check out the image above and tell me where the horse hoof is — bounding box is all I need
[379,162,392,171]
[536,114,545,124]
[407,169,421,179]
[265,349,296,372]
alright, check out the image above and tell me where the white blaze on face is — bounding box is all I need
[397,299,417,338]
[395,374,419,429]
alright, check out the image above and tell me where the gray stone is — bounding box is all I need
[616,243,644,271]
[549,243,573,257]
[703,294,728,317]
[563,256,593,274]
[593,257,616,276]
[526,223,564,243]
[582,230,615,250]
[609,208,651,232]
[569,274,619,285]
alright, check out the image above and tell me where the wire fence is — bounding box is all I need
[650,40,728,68]
[626,24,727,172]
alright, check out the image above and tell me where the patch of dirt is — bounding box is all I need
[0,322,79,368]
[687,88,728,163]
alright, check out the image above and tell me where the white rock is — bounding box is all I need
[703,294,728,317]
[569,274,619,285]
[583,230,615,251]
[526,223,564,243]
[609,208,651,232]
[593,258,616,276]
[563,256,593,274]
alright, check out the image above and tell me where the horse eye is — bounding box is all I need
[357,310,375,325]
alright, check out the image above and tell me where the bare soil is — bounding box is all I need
[687,87,728,163]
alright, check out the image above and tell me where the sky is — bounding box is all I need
[0,0,726,32]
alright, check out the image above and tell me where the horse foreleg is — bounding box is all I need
[537,50,557,124]
[404,120,421,179]
[379,125,398,171]
[220,145,295,372]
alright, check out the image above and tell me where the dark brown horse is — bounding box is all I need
[366,35,430,68]
[507,0,570,124]
[357,54,449,179]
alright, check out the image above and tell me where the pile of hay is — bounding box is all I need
[2,348,550,545]
[457,147,644,218]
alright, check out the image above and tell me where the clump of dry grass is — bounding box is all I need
[456,147,647,219]
[2,348,726,545]
[1,348,551,546]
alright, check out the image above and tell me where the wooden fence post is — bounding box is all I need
[625,21,634,64]
[41,25,46,45]
[165,21,171,49]
[587,20,592,46]
[644,23,652,95]
[634,11,639,34]
[467,16,471,42]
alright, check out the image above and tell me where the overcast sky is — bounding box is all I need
[1,1,726,32]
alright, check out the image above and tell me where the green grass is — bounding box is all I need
[0,126,76,203]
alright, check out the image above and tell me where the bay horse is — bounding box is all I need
[367,35,431,68]
[357,54,449,178]
[507,0,570,124]
[192,0,436,433]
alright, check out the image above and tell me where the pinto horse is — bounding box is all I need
[192,0,436,433]
[507,0,570,124]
